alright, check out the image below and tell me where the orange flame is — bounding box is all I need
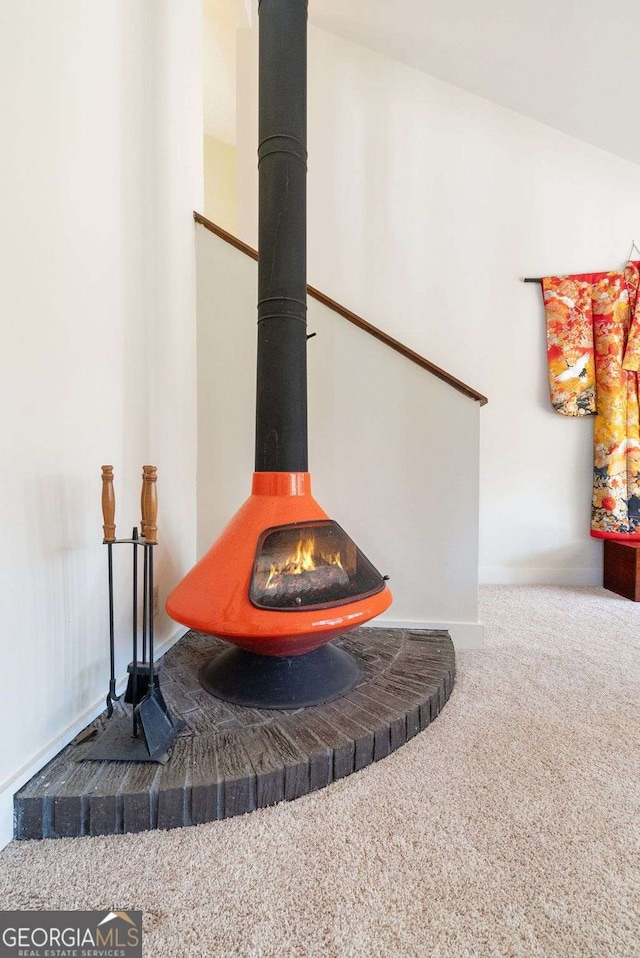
[265,535,343,589]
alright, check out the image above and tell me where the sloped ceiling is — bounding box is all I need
[309,0,640,167]
[203,0,640,164]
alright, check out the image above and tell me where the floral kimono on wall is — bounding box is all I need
[543,262,640,538]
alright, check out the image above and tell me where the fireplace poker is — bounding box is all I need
[142,544,148,664]
[101,466,120,716]
[125,466,157,709]
[141,466,157,698]
[133,466,178,760]
[132,525,140,737]
[141,476,148,665]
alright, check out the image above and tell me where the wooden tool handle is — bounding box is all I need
[141,465,158,544]
[101,465,116,542]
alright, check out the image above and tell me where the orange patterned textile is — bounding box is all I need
[544,275,597,416]
[543,262,640,539]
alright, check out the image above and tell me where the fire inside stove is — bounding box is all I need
[250,519,385,611]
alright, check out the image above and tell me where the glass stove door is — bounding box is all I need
[250,520,385,611]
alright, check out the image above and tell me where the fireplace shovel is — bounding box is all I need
[134,687,177,762]
[131,473,181,760]
[123,470,179,760]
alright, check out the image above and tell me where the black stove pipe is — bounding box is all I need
[255,0,308,473]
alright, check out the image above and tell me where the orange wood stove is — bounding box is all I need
[166,0,392,707]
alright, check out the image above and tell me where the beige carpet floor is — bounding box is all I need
[1,586,638,958]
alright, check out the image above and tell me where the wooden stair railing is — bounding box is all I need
[194,212,488,407]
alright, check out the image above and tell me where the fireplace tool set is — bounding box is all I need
[83,465,180,763]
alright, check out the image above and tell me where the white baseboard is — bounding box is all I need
[0,627,187,851]
[370,616,484,650]
[479,566,601,587]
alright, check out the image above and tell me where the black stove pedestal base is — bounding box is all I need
[199,642,363,709]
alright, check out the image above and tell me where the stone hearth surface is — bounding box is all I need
[15,627,454,840]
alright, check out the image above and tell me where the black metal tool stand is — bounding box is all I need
[85,466,181,764]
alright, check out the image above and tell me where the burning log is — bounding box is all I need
[255,562,350,606]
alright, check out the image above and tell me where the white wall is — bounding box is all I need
[203,0,237,145]
[0,0,202,846]
[237,24,640,586]
[203,135,238,232]
[236,25,258,245]
[196,227,482,648]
